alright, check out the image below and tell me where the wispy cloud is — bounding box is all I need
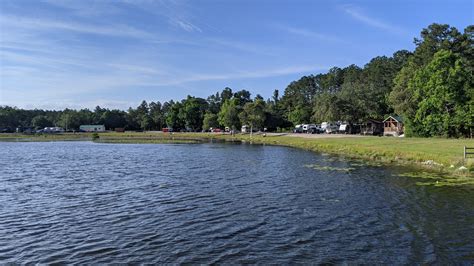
[207,38,277,56]
[153,65,328,86]
[341,5,406,35]
[41,0,122,17]
[0,15,153,39]
[170,19,202,33]
[120,0,204,33]
[275,24,342,42]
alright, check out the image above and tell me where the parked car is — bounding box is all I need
[293,124,303,133]
[307,124,318,134]
[310,125,323,134]
[0,127,14,133]
[338,124,349,134]
[321,122,338,134]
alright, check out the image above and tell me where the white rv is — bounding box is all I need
[321,122,338,134]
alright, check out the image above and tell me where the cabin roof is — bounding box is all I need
[383,115,403,123]
[80,124,105,127]
[365,118,382,123]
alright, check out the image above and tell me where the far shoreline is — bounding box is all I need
[1,132,473,184]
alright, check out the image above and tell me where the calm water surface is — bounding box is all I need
[0,141,473,264]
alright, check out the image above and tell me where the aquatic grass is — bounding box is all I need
[398,171,474,187]
[304,164,356,172]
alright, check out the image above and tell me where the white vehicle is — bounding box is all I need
[302,124,309,133]
[293,124,303,133]
[339,124,348,134]
[321,122,338,134]
[321,122,329,131]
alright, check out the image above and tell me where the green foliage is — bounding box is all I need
[410,50,471,137]
[101,109,127,130]
[281,75,321,121]
[312,93,339,122]
[31,115,51,129]
[182,96,208,131]
[57,109,92,130]
[239,98,266,130]
[149,101,164,130]
[233,89,252,106]
[288,105,311,125]
[218,99,241,130]
[165,101,185,131]
[202,112,219,130]
[389,60,419,119]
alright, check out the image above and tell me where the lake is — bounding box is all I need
[0,141,473,264]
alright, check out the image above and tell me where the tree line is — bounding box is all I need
[1,23,472,137]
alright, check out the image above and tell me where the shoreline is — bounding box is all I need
[2,132,473,182]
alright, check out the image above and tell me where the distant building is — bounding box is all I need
[79,125,106,132]
[43,127,64,133]
[361,119,383,136]
[383,116,404,136]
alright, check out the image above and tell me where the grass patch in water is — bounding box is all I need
[304,164,355,172]
[398,171,474,187]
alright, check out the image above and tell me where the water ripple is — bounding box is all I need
[0,141,473,264]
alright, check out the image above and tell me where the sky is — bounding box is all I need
[0,0,473,110]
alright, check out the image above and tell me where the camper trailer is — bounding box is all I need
[321,122,338,134]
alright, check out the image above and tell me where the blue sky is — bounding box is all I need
[0,0,472,110]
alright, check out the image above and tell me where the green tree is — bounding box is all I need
[218,99,241,131]
[410,50,471,137]
[207,92,222,114]
[239,98,266,133]
[101,110,126,130]
[92,106,106,124]
[149,101,164,130]
[281,74,326,125]
[182,96,208,131]
[234,89,252,106]
[140,115,152,131]
[221,87,233,101]
[288,105,311,125]
[312,92,340,122]
[166,101,185,131]
[202,112,219,131]
[31,115,51,129]
[126,107,140,130]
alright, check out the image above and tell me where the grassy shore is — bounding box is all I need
[2,132,473,180]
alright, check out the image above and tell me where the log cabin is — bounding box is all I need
[383,116,404,136]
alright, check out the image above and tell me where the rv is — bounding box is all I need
[321,122,338,134]
[302,124,309,133]
[293,124,303,133]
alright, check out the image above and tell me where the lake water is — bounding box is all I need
[0,141,473,264]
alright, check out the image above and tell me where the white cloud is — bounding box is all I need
[341,5,406,35]
[0,15,154,39]
[170,19,202,33]
[206,38,277,56]
[42,0,123,17]
[150,65,328,86]
[275,24,343,42]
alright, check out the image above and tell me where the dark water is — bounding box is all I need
[0,141,473,264]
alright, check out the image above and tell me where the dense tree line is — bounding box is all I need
[1,23,472,137]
